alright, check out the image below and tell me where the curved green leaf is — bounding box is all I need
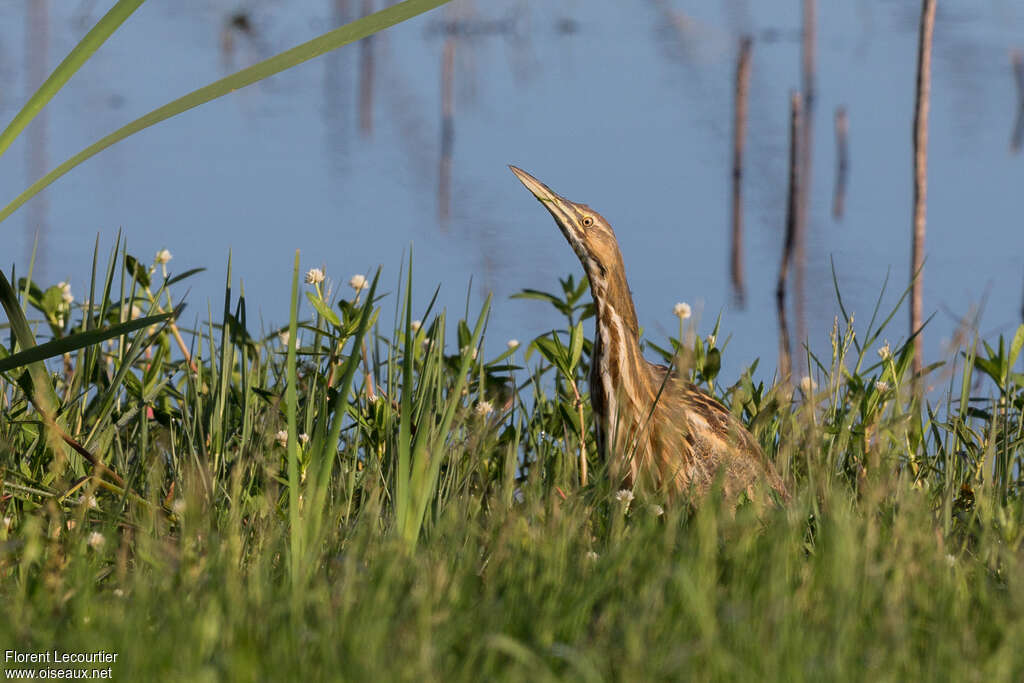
[0,310,173,375]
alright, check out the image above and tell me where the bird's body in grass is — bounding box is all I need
[510,166,788,504]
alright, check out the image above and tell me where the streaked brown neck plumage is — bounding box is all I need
[586,246,658,463]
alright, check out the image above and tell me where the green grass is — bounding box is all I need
[1,245,1023,680]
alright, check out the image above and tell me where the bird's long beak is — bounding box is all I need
[509,165,579,238]
[509,165,561,204]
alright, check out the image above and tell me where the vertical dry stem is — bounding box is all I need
[911,0,936,378]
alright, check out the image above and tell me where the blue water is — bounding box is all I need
[1,1,1022,385]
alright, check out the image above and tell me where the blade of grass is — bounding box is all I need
[396,252,416,536]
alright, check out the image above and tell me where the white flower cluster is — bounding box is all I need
[673,302,691,320]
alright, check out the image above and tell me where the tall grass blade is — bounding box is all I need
[0,310,174,374]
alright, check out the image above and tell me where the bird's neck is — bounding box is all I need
[588,263,654,402]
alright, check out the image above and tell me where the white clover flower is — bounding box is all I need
[348,274,368,291]
[705,334,716,347]
[585,550,599,561]
[460,346,478,360]
[673,302,691,320]
[275,430,289,448]
[87,532,105,550]
[113,589,125,598]
[475,400,494,416]
[85,495,99,510]
[507,339,520,350]
[875,380,890,393]
[615,489,635,505]
[58,281,74,305]
[878,342,891,361]
[155,248,173,264]
[410,320,422,333]
[298,433,310,446]
[279,330,290,346]
[305,268,325,285]
[799,376,817,394]
[650,504,665,517]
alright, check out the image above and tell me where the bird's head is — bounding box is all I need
[509,165,622,283]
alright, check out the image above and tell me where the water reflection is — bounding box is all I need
[832,106,848,220]
[358,0,375,137]
[1012,50,1024,153]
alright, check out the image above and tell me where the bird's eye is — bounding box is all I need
[581,216,594,228]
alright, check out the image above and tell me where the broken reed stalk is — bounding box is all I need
[777,92,802,385]
[358,0,376,136]
[832,106,848,220]
[730,36,753,307]
[911,0,936,379]
[439,37,455,223]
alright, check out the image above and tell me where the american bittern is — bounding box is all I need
[510,166,788,504]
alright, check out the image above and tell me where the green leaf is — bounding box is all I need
[306,292,341,327]
[124,254,151,288]
[1007,324,1024,384]
[165,267,206,287]
[558,402,581,437]
[703,349,721,382]
[38,286,65,319]
[532,335,569,377]
[568,320,584,374]
[511,289,570,317]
